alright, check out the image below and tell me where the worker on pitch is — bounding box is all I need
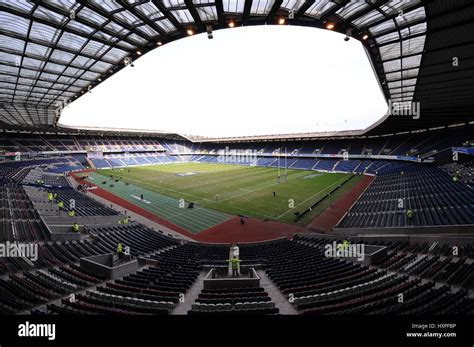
[68,209,76,217]
[57,200,64,210]
[226,256,241,277]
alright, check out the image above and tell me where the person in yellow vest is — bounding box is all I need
[226,256,241,277]
[117,243,123,259]
[71,222,79,233]
[53,192,58,200]
[407,209,414,220]
[68,209,75,217]
[47,192,53,203]
[57,201,64,210]
[119,217,129,224]
[453,175,459,182]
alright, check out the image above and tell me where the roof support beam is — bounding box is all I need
[295,0,315,20]
[27,0,138,49]
[387,61,474,84]
[0,105,24,125]
[242,0,253,26]
[118,0,167,38]
[151,0,184,35]
[12,7,36,104]
[381,38,474,64]
[184,0,205,31]
[266,0,283,23]
[344,0,389,24]
[378,16,474,48]
[372,17,425,39]
[215,0,226,28]
[77,0,151,42]
[319,0,350,21]
[0,74,79,94]
[364,2,425,30]
[0,45,112,76]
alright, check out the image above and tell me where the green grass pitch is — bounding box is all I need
[94,163,363,226]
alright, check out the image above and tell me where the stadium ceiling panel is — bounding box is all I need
[0,0,473,136]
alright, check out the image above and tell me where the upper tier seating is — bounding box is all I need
[338,166,474,228]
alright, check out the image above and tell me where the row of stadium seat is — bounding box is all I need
[1,127,471,158]
[1,228,472,315]
[338,166,474,228]
[47,188,118,216]
[442,161,474,188]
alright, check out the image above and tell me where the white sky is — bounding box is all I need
[60,25,388,137]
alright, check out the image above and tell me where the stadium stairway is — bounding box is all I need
[172,269,298,315]
[171,271,208,314]
[256,269,298,314]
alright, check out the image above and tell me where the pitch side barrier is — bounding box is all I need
[178,152,422,163]
[2,148,166,156]
[297,232,474,248]
[332,224,474,236]
[452,146,474,155]
[2,151,422,162]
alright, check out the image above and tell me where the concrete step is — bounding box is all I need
[256,269,298,315]
[171,271,207,315]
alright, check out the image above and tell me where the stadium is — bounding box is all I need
[0,0,473,344]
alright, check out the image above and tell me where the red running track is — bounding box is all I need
[193,217,312,243]
[306,175,374,233]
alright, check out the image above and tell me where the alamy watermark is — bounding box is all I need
[18,321,55,341]
[324,240,365,261]
[0,242,38,262]
[217,146,258,164]
[388,100,420,119]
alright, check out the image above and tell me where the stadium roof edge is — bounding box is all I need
[0,119,471,143]
[1,0,473,136]
[183,121,472,143]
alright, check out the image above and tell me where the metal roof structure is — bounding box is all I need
[0,0,472,137]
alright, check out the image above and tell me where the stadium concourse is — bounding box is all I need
[0,0,473,331]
